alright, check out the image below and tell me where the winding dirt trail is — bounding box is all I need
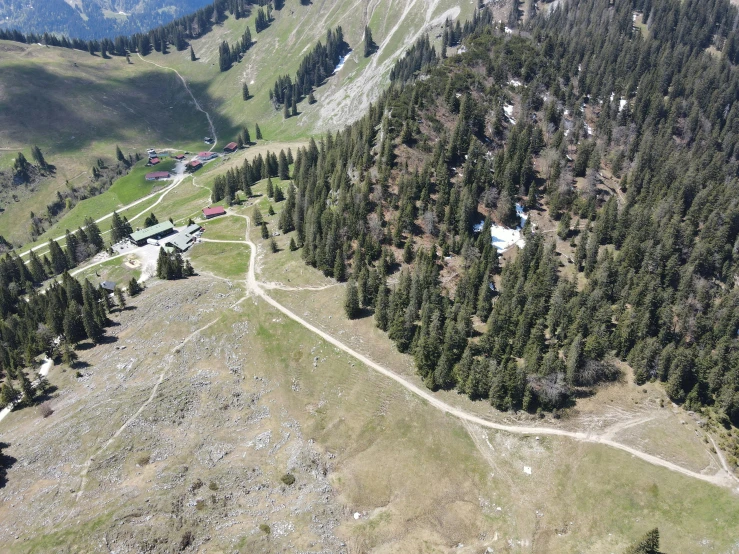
[238,217,739,491]
[136,53,218,151]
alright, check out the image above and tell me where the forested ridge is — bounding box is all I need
[227,0,739,447]
[0,0,214,41]
[0,0,268,60]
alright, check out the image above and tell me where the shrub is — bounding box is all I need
[38,401,53,418]
[259,523,271,534]
[280,473,296,485]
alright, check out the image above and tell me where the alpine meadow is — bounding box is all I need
[1,0,739,552]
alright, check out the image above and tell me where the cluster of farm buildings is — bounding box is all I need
[127,206,226,252]
[145,143,238,181]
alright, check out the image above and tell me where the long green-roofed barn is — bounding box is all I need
[130,221,175,246]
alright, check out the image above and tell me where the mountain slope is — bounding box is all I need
[0,0,213,39]
[0,0,478,247]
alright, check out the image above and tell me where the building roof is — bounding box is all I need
[184,223,202,235]
[198,151,216,159]
[146,171,170,180]
[174,154,185,160]
[130,221,174,242]
[203,206,226,217]
[188,160,202,168]
[149,157,160,164]
[164,233,195,252]
[224,142,238,151]
[100,281,116,291]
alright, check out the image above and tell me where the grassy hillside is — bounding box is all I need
[0,40,210,245]
[148,0,472,142]
[0,0,475,248]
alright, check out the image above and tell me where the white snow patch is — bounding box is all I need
[524,466,532,475]
[585,123,593,136]
[333,50,352,74]
[354,512,361,520]
[619,98,627,112]
[475,204,528,252]
[504,26,514,34]
[503,104,514,118]
[509,79,523,87]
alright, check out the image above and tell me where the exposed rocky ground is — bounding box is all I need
[0,277,347,553]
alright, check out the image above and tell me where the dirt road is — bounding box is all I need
[238,217,739,492]
[136,53,218,150]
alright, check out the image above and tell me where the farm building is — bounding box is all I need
[198,151,218,161]
[187,160,203,172]
[130,221,175,246]
[203,206,226,219]
[161,224,203,252]
[163,233,195,252]
[100,281,116,292]
[223,142,238,153]
[174,154,186,160]
[146,171,171,181]
[147,157,161,166]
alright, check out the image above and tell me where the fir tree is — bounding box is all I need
[363,25,376,57]
[344,279,360,319]
[190,45,196,61]
[242,82,250,100]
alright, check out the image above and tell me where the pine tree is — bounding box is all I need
[308,91,316,104]
[255,124,263,140]
[253,206,263,225]
[270,237,278,253]
[242,82,250,100]
[624,528,660,554]
[289,237,298,251]
[82,302,103,344]
[144,212,159,227]
[375,281,389,330]
[0,382,19,409]
[114,287,126,310]
[344,279,360,319]
[116,145,125,162]
[48,239,68,275]
[190,45,196,61]
[31,145,47,169]
[261,222,269,239]
[128,277,142,296]
[242,126,251,144]
[363,25,376,57]
[18,370,34,406]
[266,177,274,198]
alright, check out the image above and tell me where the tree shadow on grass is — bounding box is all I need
[0,442,18,489]
[0,64,241,157]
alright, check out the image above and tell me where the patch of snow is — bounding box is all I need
[584,123,593,136]
[619,98,627,112]
[524,466,532,475]
[503,104,514,118]
[354,512,361,520]
[478,204,528,252]
[504,26,514,34]
[333,50,352,74]
[509,79,522,87]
